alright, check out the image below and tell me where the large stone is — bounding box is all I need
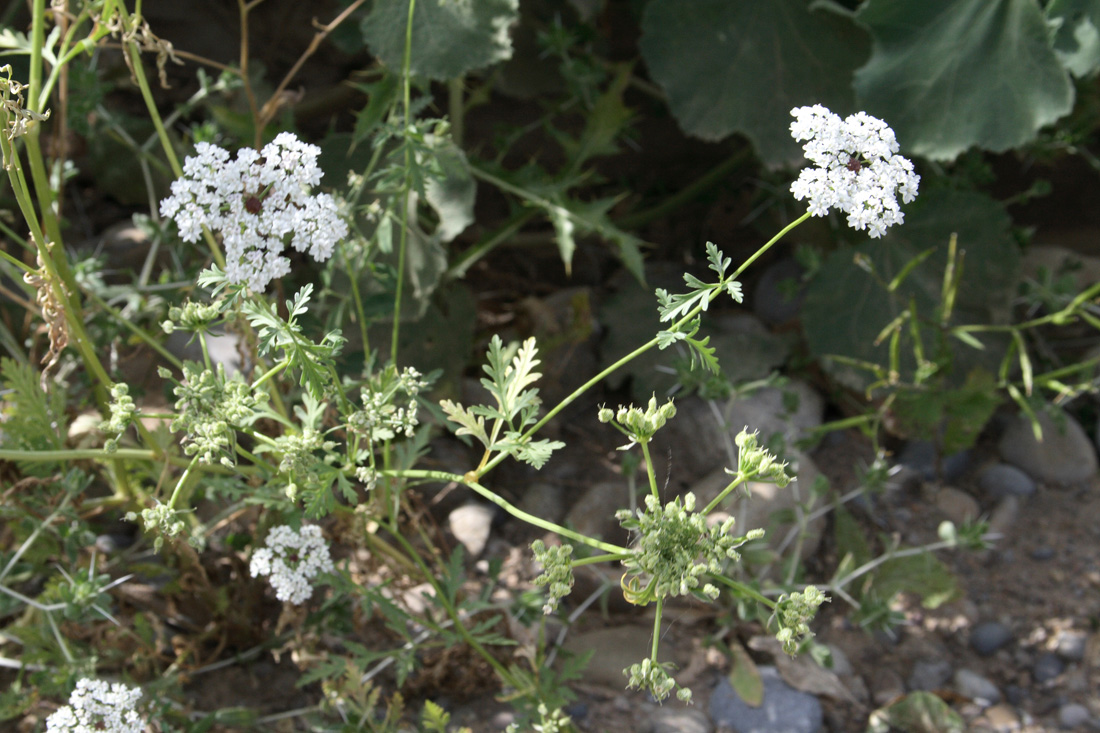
[708,666,823,733]
[448,503,494,557]
[997,410,1097,485]
[562,626,672,689]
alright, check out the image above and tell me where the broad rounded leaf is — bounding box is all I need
[1047,0,1100,77]
[361,0,519,81]
[854,0,1074,161]
[639,0,870,166]
[802,189,1018,392]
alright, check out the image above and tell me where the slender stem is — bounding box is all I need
[167,456,200,509]
[711,574,776,610]
[385,469,627,555]
[650,598,663,660]
[701,474,747,517]
[390,0,418,363]
[571,553,626,567]
[639,441,659,501]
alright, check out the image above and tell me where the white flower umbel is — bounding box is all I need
[159,132,349,291]
[249,524,334,605]
[46,678,144,733]
[789,105,920,238]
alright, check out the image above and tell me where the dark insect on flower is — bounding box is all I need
[244,194,263,214]
[846,156,862,173]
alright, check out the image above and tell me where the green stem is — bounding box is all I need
[571,553,626,567]
[251,358,291,391]
[711,574,776,610]
[166,456,200,510]
[639,440,659,501]
[389,0,417,364]
[445,209,536,280]
[0,448,240,474]
[651,598,663,660]
[701,473,747,516]
[385,469,627,555]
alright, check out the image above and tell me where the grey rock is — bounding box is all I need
[563,626,673,689]
[898,441,970,481]
[1032,652,1065,683]
[95,534,135,554]
[1055,629,1088,661]
[997,409,1098,485]
[516,481,567,526]
[987,496,1020,538]
[907,658,952,691]
[564,480,630,541]
[708,666,822,733]
[1058,703,1091,729]
[970,621,1013,656]
[978,463,1037,500]
[953,668,1001,704]
[935,487,980,525]
[647,707,713,733]
[447,503,494,557]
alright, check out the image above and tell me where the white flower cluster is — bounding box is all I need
[46,678,144,733]
[160,132,348,291]
[789,105,920,238]
[249,524,334,605]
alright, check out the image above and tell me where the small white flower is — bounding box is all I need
[160,133,348,291]
[46,678,144,733]
[250,524,334,605]
[789,105,920,238]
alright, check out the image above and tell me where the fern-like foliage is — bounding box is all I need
[241,284,345,400]
[0,358,66,476]
[654,242,743,376]
[440,336,564,471]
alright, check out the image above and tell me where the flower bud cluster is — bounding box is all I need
[274,428,337,500]
[530,539,574,614]
[773,585,829,654]
[159,132,348,292]
[164,362,267,466]
[99,383,137,452]
[599,395,676,448]
[127,501,187,554]
[505,704,571,733]
[45,678,144,733]
[624,657,692,703]
[734,430,791,487]
[789,105,919,238]
[617,492,756,604]
[161,300,223,334]
[250,524,334,605]
[348,366,427,441]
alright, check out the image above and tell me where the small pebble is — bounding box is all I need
[95,533,135,554]
[954,668,1001,704]
[564,701,589,721]
[971,621,1014,656]
[935,487,981,525]
[1004,684,1027,706]
[1033,652,1065,683]
[978,463,1037,499]
[1030,546,1056,561]
[907,658,953,691]
[1055,630,1088,661]
[1058,703,1091,729]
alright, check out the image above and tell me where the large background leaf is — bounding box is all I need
[1047,0,1100,77]
[361,0,519,81]
[854,0,1075,161]
[801,190,1018,392]
[638,0,869,166]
